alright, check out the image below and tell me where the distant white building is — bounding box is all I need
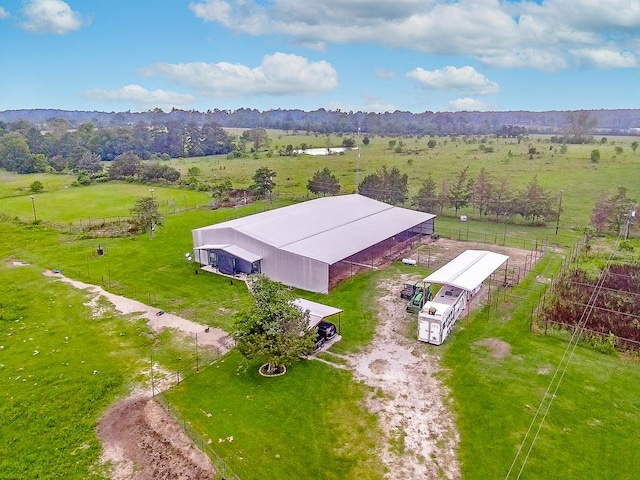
[192,194,436,293]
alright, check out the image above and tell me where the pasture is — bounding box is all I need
[0,131,639,479]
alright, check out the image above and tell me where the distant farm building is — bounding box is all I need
[192,194,436,293]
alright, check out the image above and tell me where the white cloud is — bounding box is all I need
[570,48,639,69]
[448,97,494,112]
[187,0,640,72]
[407,66,499,95]
[20,0,89,34]
[80,85,195,110]
[138,53,338,97]
[0,7,10,19]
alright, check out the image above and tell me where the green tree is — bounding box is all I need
[29,181,44,193]
[129,196,164,234]
[0,132,35,173]
[307,167,340,197]
[358,165,408,205]
[139,162,180,183]
[233,275,314,375]
[362,136,370,146]
[427,139,437,149]
[242,128,270,152]
[76,151,103,174]
[607,186,635,235]
[447,166,474,216]
[564,110,597,143]
[631,141,638,152]
[615,146,623,155]
[108,152,141,180]
[251,166,277,201]
[341,137,356,147]
[486,178,515,222]
[212,179,233,202]
[413,174,438,213]
[471,167,493,217]
[590,193,612,234]
[516,176,554,224]
[590,149,601,163]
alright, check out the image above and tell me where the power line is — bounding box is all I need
[505,212,633,479]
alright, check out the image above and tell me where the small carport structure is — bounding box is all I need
[291,298,344,334]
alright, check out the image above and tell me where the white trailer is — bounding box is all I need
[417,285,469,345]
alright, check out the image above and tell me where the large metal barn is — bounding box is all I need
[192,194,436,293]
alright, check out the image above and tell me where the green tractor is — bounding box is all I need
[406,282,432,314]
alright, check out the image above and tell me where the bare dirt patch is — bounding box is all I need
[475,338,512,359]
[97,395,214,480]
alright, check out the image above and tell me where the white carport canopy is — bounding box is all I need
[424,250,508,291]
[195,244,262,263]
[291,298,344,329]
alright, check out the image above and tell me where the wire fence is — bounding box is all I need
[529,236,640,353]
[155,393,241,480]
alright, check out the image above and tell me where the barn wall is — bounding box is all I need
[193,227,329,293]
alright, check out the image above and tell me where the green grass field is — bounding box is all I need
[1,131,639,479]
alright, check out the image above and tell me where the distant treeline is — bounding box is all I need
[0,119,234,174]
[2,107,640,136]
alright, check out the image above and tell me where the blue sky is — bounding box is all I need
[1,0,639,113]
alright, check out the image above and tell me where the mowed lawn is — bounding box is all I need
[0,258,153,479]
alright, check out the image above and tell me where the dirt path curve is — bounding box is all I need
[345,278,461,480]
[42,269,225,480]
[43,270,233,353]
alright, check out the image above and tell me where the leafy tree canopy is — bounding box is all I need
[233,275,314,374]
[358,165,408,205]
[307,167,340,197]
[129,196,163,233]
[251,166,277,199]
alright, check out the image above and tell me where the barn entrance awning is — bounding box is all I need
[424,250,508,291]
[195,244,262,263]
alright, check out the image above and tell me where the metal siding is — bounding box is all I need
[263,250,329,293]
[194,226,328,292]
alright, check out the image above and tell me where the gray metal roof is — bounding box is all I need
[193,194,435,265]
[424,250,508,291]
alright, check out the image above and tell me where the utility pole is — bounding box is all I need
[30,195,37,223]
[555,190,563,235]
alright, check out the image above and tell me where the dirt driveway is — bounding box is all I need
[329,238,539,479]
